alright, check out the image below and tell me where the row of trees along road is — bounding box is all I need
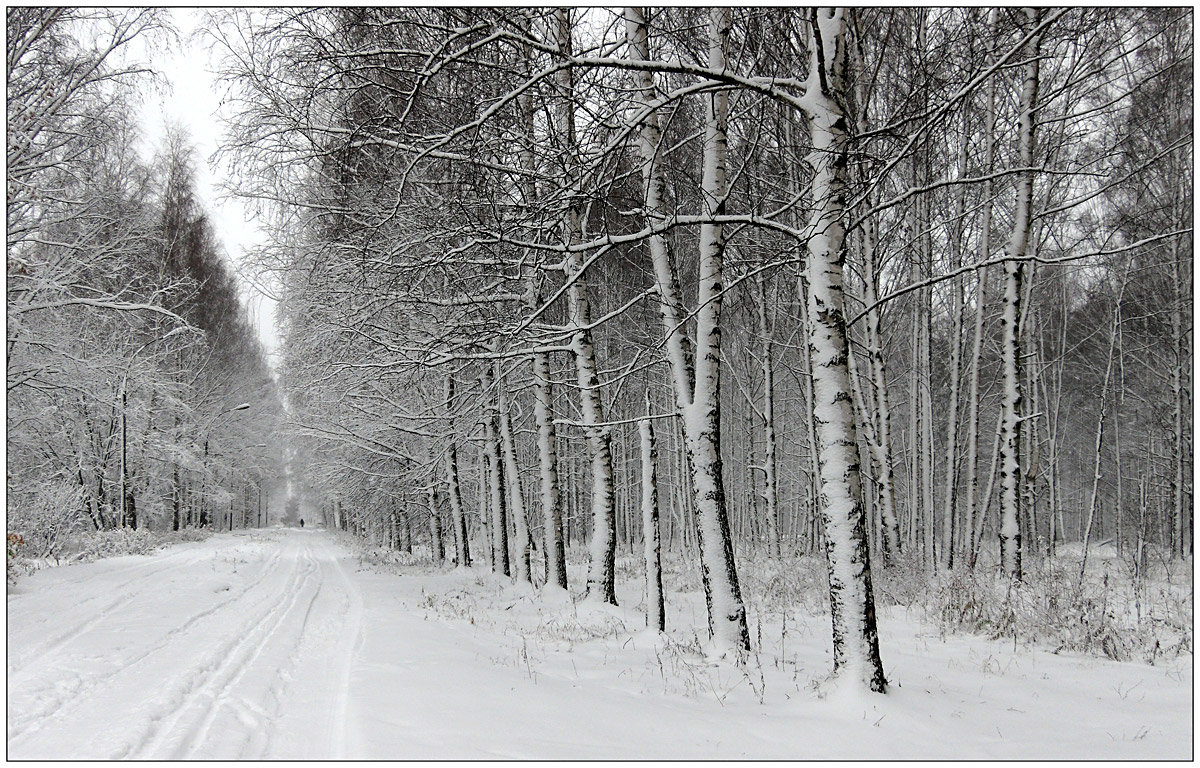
[7,9,284,553]
[208,7,1190,692]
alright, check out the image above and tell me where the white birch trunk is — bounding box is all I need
[964,8,999,570]
[481,370,510,576]
[756,277,781,558]
[1021,297,1042,556]
[624,9,695,408]
[858,211,901,560]
[964,266,989,568]
[915,176,935,565]
[998,7,1042,580]
[514,25,567,588]
[800,8,886,692]
[1079,264,1126,584]
[640,395,664,632]
[444,377,470,567]
[426,482,445,564]
[798,277,823,554]
[625,5,748,653]
[532,350,567,590]
[907,317,920,555]
[497,365,531,583]
[685,6,746,654]
[1042,294,1065,558]
[554,8,616,604]
[477,445,492,569]
[446,441,470,567]
[939,138,968,570]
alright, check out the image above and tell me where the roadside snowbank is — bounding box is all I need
[348,538,1192,759]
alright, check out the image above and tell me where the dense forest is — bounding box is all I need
[6,6,1192,699]
[207,6,1191,688]
[7,10,282,555]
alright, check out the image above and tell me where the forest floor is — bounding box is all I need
[6,527,1191,759]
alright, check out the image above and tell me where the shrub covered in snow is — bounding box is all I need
[56,527,213,564]
[358,544,425,569]
[69,528,161,559]
[7,481,89,563]
[881,553,1193,664]
[738,552,830,617]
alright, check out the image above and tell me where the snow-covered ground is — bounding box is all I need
[6,529,1191,759]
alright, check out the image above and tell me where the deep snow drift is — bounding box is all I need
[6,528,1191,759]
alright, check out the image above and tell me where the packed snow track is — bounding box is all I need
[7,529,363,760]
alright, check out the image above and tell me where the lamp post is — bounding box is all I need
[198,402,251,528]
[119,327,187,529]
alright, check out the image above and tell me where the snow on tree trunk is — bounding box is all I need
[623,7,696,410]
[498,368,531,583]
[940,138,969,570]
[965,15,997,568]
[858,213,901,560]
[516,32,566,589]
[1019,297,1041,559]
[172,457,181,532]
[427,483,445,564]
[998,8,1042,582]
[567,226,616,601]
[626,5,748,656]
[554,8,616,605]
[445,441,470,567]
[755,277,781,559]
[800,7,886,692]
[639,398,664,632]
[532,349,567,591]
[481,371,510,577]
[998,263,1023,580]
[1170,224,1188,559]
[476,445,491,569]
[444,377,470,567]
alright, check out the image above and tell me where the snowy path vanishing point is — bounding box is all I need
[7,528,1192,759]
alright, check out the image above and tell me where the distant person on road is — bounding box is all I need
[299,518,304,528]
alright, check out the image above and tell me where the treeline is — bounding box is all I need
[6,9,283,554]
[213,7,1191,688]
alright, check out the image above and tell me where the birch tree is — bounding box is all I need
[799,8,887,691]
[624,5,750,655]
[997,8,1044,581]
[639,395,664,632]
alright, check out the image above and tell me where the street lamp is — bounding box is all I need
[119,327,188,529]
[198,402,252,528]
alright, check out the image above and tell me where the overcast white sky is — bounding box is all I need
[133,8,280,364]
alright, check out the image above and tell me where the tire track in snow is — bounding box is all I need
[244,569,327,760]
[123,539,320,759]
[175,540,326,759]
[251,538,355,759]
[6,547,287,745]
[7,553,200,675]
[326,543,365,759]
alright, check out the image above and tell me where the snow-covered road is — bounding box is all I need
[7,528,1192,759]
[7,529,362,759]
